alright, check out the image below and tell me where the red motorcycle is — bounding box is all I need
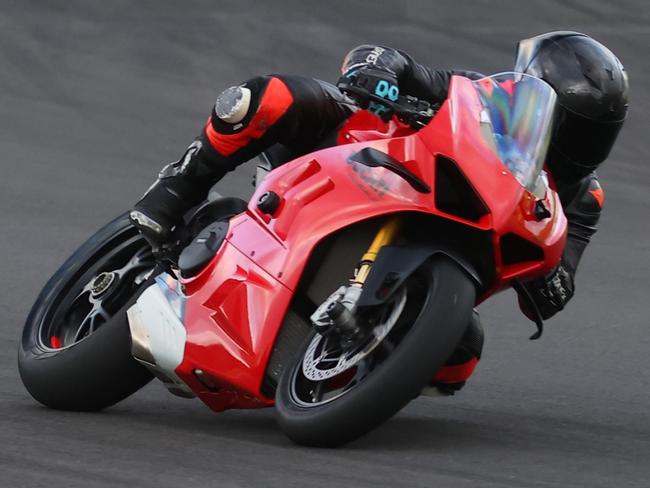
[19,72,566,446]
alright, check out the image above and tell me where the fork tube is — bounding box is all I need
[350,216,401,288]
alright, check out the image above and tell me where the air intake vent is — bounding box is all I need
[435,156,488,222]
[500,233,544,265]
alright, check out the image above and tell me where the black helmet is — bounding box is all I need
[515,31,629,180]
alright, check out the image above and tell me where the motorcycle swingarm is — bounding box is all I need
[356,244,481,308]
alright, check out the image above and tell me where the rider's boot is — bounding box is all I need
[426,310,484,395]
[130,140,226,254]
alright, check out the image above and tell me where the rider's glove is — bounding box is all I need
[337,67,400,121]
[517,263,575,321]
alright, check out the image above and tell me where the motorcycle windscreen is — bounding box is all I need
[474,72,557,191]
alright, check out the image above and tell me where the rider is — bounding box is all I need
[130,31,628,393]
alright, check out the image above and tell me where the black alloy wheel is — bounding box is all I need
[276,257,476,447]
[19,212,156,411]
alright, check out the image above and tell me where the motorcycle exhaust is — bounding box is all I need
[127,275,195,398]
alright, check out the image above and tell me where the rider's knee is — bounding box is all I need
[214,85,252,124]
[212,75,294,129]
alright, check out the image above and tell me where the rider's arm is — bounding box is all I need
[341,44,483,104]
[518,173,603,320]
[560,175,603,275]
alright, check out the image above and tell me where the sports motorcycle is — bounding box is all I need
[19,72,566,446]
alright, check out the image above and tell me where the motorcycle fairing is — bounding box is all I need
[173,75,566,410]
[175,239,290,411]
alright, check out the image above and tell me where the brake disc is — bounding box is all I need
[302,288,407,381]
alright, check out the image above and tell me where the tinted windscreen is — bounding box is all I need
[475,72,557,190]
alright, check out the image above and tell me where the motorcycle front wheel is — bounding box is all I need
[275,256,476,447]
[18,212,155,411]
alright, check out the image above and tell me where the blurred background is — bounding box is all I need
[1,1,649,486]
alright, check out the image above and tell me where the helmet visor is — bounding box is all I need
[553,107,625,169]
[514,37,538,73]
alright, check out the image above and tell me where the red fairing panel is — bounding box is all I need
[177,136,440,411]
[176,241,290,411]
[230,138,442,292]
[177,75,567,410]
[417,76,566,283]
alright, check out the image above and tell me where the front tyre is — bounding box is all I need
[275,257,476,447]
[18,212,155,411]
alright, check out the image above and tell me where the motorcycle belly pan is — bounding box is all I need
[177,240,292,411]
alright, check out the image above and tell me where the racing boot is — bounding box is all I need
[130,140,226,255]
[425,310,484,396]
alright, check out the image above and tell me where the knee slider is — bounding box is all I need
[215,85,252,124]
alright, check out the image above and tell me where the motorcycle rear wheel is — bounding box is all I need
[18,212,154,411]
[275,256,476,447]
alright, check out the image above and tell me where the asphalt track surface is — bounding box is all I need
[2,1,649,487]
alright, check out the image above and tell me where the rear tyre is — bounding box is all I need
[18,213,155,411]
[275,257,476,447]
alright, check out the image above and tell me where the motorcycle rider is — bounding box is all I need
[130,31,628,393]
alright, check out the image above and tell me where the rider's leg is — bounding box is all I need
[130,75,351,251]
[430,310,484,394]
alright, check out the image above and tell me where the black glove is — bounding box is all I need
[517,263,575,321]
[337,67,400,121]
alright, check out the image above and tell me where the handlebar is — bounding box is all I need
[337,81,438,129]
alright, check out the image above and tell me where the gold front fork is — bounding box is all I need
[350,216,401,288]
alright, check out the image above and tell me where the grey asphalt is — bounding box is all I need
[1,1,649,487]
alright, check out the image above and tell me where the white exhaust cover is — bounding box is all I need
[127,275,191,396]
